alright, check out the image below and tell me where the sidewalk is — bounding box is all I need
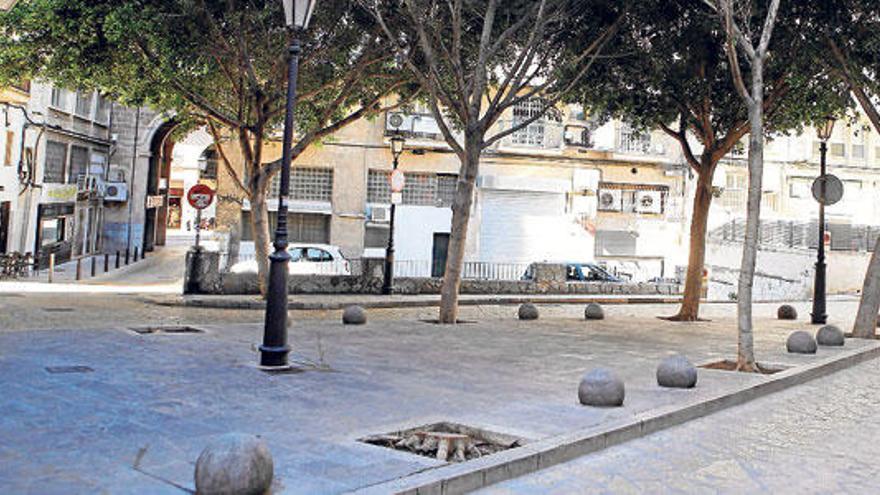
[160,293,684,310]
[0,299,873,494]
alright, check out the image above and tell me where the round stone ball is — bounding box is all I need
[195,433,273,495]
[578,368,624,407]
[816,324,845,347]
[342,305,367,325]
[584,303,605,320]
[518,303,539,320]
[777,304,798,320]
[656,354,698,389]
[786,330,818,354]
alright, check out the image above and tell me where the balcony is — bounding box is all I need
[494,119,565,152]
[385,112,455,143]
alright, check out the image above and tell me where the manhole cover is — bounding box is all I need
[359,422,526,463]
[45,365,94,374]
[129,325,206,335]
[43,307,75,313]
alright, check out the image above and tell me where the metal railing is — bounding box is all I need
[710,219,880,252]
[494,119,565,151]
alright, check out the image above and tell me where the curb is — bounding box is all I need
[349,340,880,495]
[158,295,685,311]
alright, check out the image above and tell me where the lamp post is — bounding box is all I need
[811,115,836,325]
[260,0,317,369]
[382,134,406,295]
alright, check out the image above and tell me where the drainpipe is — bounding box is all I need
[126,107,141,254]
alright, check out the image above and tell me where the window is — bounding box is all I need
[68,145,89,183]
[367,170,457,207]
[4,131,13,167]
[74,91,93,118]
[364,225,390,248]
[95,94,111,123]
[40,218,64,246]
[510,98,558,147]
[240,211,330,243]
[831,143,845,157]
[269,167,333,202]
[44,141,67,183]
[50,87,66,110]
[199,148,218,180]
[306,248,333,262]
[789,179,811,198]
[853,144,866,160]
[618,123,651,154]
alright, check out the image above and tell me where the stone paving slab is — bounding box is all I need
[0,300,870,494]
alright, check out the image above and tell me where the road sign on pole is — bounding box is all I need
[187,184,215,210]
[811,174,843,206]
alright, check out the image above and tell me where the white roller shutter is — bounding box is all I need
[479,189,590,262]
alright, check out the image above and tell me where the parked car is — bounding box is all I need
[520,262,624,282]
[229,243,351,276]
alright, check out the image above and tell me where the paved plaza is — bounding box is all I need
[0,296,874,493]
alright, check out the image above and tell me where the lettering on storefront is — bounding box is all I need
[43,184,77,203]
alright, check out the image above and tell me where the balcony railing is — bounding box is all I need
[494,119,565,151]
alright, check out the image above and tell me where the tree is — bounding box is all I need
[574,0,846,321]
[0,0,414,294]
[364,0,623,323]
[712,0,782,371]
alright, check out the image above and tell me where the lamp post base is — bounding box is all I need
[259,344,291,369]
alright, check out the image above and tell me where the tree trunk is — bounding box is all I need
[438,138,480,324]
[226,220,241,268]
[736,74,764,372]
[853,236,880,338]
[670,158,715,321]
[250,178,272,298]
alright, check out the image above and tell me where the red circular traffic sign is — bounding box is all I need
[389,169,406,193]
[187,184,215,210]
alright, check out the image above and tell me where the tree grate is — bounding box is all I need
[129,325,206,335]
[360,422,526,463]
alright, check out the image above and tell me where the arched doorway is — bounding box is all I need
[143,120,176,252]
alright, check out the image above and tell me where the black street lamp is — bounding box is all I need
[811,115,836,325]
[382,134,406,295]
[260,0,317,369]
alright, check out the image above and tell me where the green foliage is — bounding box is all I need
[0,0,414,140]
[571,0,852,152]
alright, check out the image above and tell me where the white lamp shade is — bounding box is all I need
[282,0,317,29]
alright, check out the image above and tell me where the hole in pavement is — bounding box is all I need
[129,325,206,335]
[43,307,75,313]
[45,365,94,374]
[699,359,789,375]
[360,422,526,463]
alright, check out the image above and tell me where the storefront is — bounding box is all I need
[35,202,74,268]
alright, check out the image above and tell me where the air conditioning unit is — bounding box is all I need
[370,205,391,222]
[635,190,663,214]
[597,189,622,212]
[104,182,128,202]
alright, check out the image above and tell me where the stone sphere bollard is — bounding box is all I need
[816,325,845,347]
[656,354,698,389]
[786,330,818,354]
[578,368,624,407]
[342,305,367,325]
[584,303,605,320]
[777,304,798,320]
[518,303,539,320]
[195,433,273,495]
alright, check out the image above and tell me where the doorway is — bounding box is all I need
[431,233,450,278]
[0,201,9,253]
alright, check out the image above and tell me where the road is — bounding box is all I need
[478,355,880,494]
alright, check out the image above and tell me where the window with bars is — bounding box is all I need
[240,211,329,243]
[618,123,651,153]
[831,142,845,157]
[853,143,866,160]
[200,148,218,180]
[68,145,88,183]
[510,98,559,147]
[367,170,457,207]
[75,91,93,118]
[44,141,67,184]
[269,167,333,202]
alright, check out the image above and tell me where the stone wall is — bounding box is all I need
[186,250,680,296]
